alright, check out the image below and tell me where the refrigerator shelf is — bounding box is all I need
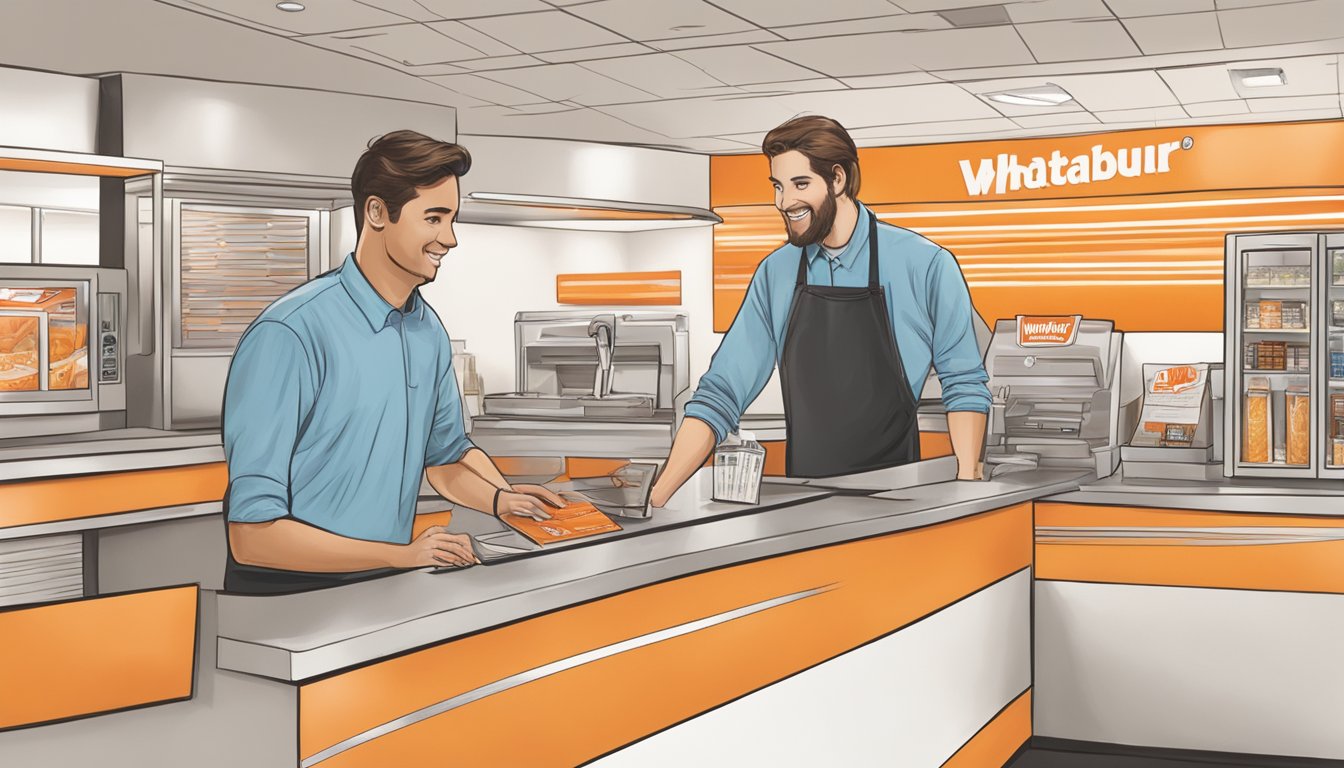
[1242,328,1311,334]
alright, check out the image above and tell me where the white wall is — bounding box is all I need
[0,66,98,153]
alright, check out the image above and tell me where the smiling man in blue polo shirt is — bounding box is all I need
[222,130,563,594]
[650,115,991,506]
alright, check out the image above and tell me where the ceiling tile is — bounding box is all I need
[1123,12,1224,54]
[709,0,908,27]
[677,137,762,153]
[452,54,547,71]
[1160,55,1340,104]
[1105,0,1214,15]
[645,30,781,51]
[896,0,1018,9]
[426,21,522,58]
[1214,0,1309,7]
[581,54,741,98]
[845,117,1020,140]
[461,105,673,144]
[423,74,548,106]
[1012,112,1103,127]
[565,0,759,41]
[1051,71,1181,111]
[416,0,551,19]
[1247,94,1342,112]
[1218,0,1344,47]
[176,0,409,36]
[1158,64,1242,102]
[536,43,655,63]
[769,12,951,40]
[462,10,627,53]
[788,83,1005,128]
[480,63,658,106]
[1183,99,1249,115]
[596,93,805,138]
[1093,105,1189,122]
[1006,0,1113,23]
[756,27,1034,78]
[354,0,443,23]
[301,24,488,66]
[738,78,850,94]
[1016,19,1142,62]
[673,46,821,85]
[840,72,944,88]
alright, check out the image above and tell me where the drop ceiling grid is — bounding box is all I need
[146,0,1344,151]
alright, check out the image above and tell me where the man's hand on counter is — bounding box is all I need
[396,526,479,569]
[511,483,567,508]
[495,489,555,521]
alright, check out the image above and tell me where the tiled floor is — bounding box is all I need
[1010,749,1269,767]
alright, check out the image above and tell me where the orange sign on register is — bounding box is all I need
[1152,365,1201,394]
[1016,315,1080,347]
[504,501,622,546]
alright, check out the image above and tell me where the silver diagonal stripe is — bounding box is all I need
[301,584,835,767]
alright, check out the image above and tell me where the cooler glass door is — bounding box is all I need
[1225,232,1318,478]
[1320,232,1344,478]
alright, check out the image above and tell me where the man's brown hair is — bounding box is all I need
[351,130,471,234]
[762,115,861,200]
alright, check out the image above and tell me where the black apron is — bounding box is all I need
[779,211,920,478]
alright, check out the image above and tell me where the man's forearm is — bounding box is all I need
[651,417,718,507]
[947,410,987,480]
[425,458,508,513]
[455,448,511,491]
[228,519,402,572]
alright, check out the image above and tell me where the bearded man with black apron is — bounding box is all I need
[650,116,991,507]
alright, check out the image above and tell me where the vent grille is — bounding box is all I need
[0,534,83,608]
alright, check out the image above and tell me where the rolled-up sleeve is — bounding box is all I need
[424,341,474,466]
[223,321,314,524]
[926,248,992,414]
[684,261,779,443]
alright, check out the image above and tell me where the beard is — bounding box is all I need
[782,190,839,247]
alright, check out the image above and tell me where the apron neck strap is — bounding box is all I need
[792,205,879,288]
[866,209,879,288]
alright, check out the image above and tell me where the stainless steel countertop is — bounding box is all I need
[0,428,223,482]
[214,466,1087,682]
[1045,469,1344,515]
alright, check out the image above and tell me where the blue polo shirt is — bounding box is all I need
[685,205,991,443]
[222,255,473,544]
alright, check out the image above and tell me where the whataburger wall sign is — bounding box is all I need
[958,136,1194,197]
[709,121,1344,206]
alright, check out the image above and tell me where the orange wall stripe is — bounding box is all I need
[1036,503,1344,593]
[943,689,1032,768]
[0,157,155,178]
[299,503,1032,765]
[0,585,197,730]
[0,463,228,529]
[557,270,681,306]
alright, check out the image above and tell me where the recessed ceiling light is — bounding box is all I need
[1232,67,1286,88]
[275,1,305,11]
[984,84,1075,107]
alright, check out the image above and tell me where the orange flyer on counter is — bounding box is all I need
[503,501,621,546]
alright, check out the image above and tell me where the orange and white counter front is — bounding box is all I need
[0,464,1074,768]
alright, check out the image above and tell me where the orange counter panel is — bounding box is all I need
[300,503,1032,767]
[1036,502,1344,593]
[944,689,1032,768]
[0,585,198,730]
[0,463,228,530]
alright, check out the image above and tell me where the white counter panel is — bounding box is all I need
[1035,580,1344,760]
[590,569,1031,768]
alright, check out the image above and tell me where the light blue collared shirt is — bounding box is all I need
[685,205,992,443]
[223,256,472,544]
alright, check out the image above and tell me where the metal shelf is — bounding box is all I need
[1242,328,1311,333]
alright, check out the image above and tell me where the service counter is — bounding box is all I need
[6,452,1344,766]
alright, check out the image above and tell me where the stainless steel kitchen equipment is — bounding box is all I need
[984,317,1124,478]
[472,310,690,458]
